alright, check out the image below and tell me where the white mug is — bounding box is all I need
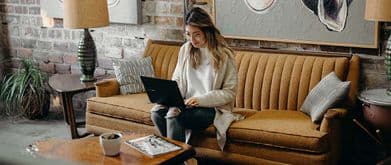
[99,132,122,156]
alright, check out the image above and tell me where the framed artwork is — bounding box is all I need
[40,0,141,24]
[212,0,378,48]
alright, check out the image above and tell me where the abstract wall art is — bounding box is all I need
[212,0,378,48]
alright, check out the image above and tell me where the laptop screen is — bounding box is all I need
[140,76,186,110]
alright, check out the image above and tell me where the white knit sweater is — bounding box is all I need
[172,42,244,150]
[185,47,215,99]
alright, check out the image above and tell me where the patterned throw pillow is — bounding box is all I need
[113,57,155,94]
[301,72,351,123]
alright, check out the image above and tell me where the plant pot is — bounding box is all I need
[22,90,50,120]
[99,132,122,156]
[36,91,51,119]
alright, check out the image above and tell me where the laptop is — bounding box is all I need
[140,76,186,111]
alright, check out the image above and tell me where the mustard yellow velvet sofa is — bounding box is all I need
[86,40,360,165]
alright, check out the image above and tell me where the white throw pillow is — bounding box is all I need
[113,57,155,94]
[301,72,350,123]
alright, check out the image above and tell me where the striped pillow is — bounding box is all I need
[301,72,351,123]
[113,57,155,94]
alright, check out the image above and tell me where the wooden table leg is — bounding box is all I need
[353,119,382,145]
[60,92,79,139]
[59,94,69,125]
[60,92,90,139]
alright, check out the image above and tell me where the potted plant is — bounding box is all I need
[99,132,122,156]
[0,59,49,119]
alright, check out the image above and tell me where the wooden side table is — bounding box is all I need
[358,89,391,136]
[354,88,391,163]
[49,74,110,139]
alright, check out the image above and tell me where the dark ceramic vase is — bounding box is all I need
[77,29,96,82]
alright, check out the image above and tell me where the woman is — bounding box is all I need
[150,7,243,150]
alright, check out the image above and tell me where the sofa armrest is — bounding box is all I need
[320,108,348,133]
[95,78,120,97]
[324,108,348,119]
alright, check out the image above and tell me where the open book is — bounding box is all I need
[124,135,182,157]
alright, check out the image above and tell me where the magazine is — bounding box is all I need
[124,135,182,157]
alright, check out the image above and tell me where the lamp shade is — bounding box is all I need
[63,0,109,29]
[365,0,391,21]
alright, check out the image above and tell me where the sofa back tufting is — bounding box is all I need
[143,41,181,80]
[235,52,350,111]
[143,40,359,112]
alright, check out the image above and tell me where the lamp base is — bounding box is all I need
[78,28,97,82]
[80,74,96,82]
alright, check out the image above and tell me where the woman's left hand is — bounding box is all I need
[185,97,199,107]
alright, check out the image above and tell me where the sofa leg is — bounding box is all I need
[185,158,198,165]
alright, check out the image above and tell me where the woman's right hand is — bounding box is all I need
[185,97,199,107]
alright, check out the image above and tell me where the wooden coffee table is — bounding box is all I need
[27,132,195,165]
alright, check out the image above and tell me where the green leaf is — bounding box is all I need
[0,59,48,119]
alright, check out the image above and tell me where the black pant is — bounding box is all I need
[151,107,215,142]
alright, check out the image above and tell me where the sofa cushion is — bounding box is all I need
[87,93,154,125]
[227,110,328,153]
[301,72,351,123]
[191,137,329,165]
[113,57,155,94]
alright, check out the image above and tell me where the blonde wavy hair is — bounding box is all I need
[185,7,233,70]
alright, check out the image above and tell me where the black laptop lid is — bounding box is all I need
[140,76,186,110]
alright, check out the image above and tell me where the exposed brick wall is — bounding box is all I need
[0,0,389,111]
[0,0,186,111]
[0,0,184,77]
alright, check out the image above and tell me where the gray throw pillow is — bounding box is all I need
[113,57,155,94]
[301,72,350,123]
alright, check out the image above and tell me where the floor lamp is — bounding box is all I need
[365,0,391,95]
[63,0,109,82]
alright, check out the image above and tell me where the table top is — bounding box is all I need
[358,89,391,106]
[28,132,195,165]
[48,74,112,93]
